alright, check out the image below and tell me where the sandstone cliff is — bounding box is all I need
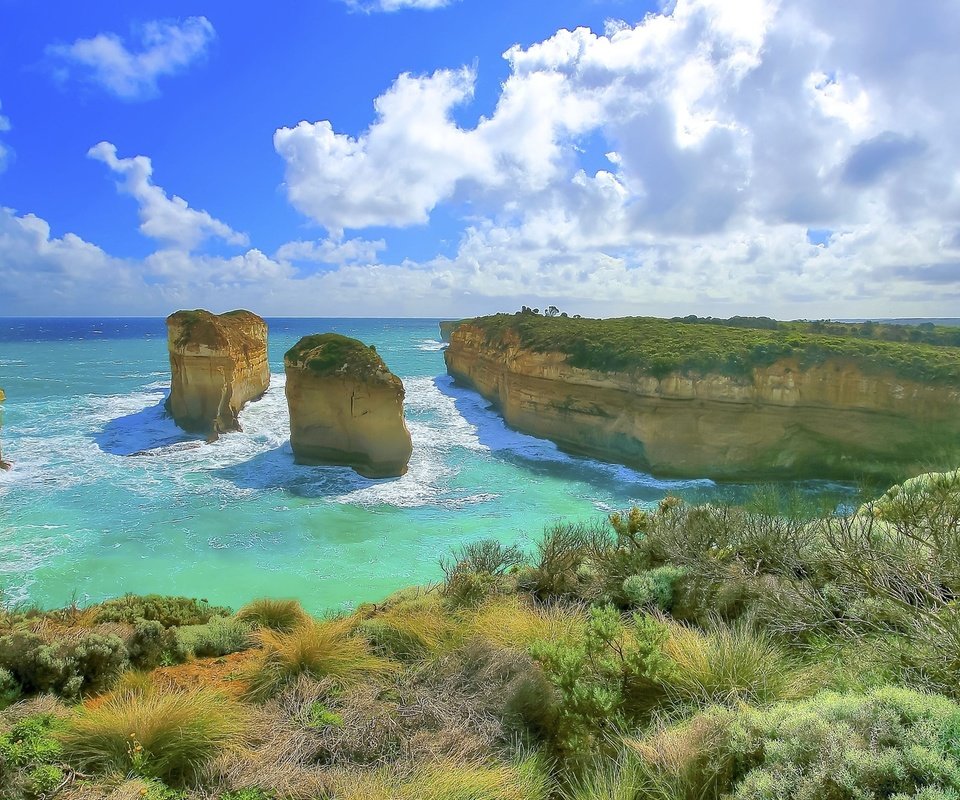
[445,321,960,481]
[438,320,462,342]
[165,310,270,437]
[284,334,413,478]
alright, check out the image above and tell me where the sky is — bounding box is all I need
[1,0,959,318]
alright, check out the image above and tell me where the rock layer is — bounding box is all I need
[165,310,269,437]
[444,322,960,481]
[284,333,413,478]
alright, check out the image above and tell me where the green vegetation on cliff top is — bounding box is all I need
[462,313,960,383]
[284,332,392,379]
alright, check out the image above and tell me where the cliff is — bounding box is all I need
[165,310,270,437]
[438,320,463,342]
[444,317,960,481]
[284,333,413,478]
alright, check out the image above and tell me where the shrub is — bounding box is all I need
[0,630,128,699]
[525,522,594,599]
[244,618,394,702]
[129,619,188,669]
[660,619,825,711]
[94,594,231,627]
[726,686,960,799]
[0,667,21,708]
[235,599,309,633]
[622,567,687,611]
[60,687,248,785]
[177,617,254,658]
[529,607,673,767]
[440,539,526,581]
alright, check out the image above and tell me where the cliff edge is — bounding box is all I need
[284,333,413,478]
[444,315,960,481]
[165,310,270,437]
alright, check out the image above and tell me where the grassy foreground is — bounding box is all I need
[3,471,960,798]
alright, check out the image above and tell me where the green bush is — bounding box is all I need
[177,617,253,658]
[94,594,231,627]
[129,619,188,669]
[622,567,686,611]
[529,606,673,767]
[0,667,21,708]
[0,714,65,799]
[0,630,128,699]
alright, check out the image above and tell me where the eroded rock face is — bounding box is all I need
[445,323,960,481]
[284,333,412,478]
[165,310,269,437]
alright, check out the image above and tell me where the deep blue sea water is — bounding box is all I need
[0,318,850,613]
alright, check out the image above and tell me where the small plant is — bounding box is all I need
[306,701,344,730]
[622,567,686,611]
[235,599,309,633]
[0,714,66,800]
[530,607,673,766]
[244,618,394,702]
[60,687,248,785]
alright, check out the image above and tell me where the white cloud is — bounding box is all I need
[49,16,215,100]
[341,0,457,13]
[88,142,248,252]
[274,236,386,265]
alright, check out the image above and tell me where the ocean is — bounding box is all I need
[0,318,851,614]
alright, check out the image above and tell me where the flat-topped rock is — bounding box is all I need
[284,333,413,478]
[165,310,270,437]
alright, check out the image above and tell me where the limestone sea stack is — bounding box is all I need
[284,333,413,478]
[165,310,270,437]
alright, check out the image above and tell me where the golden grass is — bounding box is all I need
[326,755,553,800]
[660,617,825,709]
[467,595,587,650]
[60,687,248,785]
[236,598,310,632]
[244,617,396,701]
[360,593,461,659]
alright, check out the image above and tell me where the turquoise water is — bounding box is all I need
[0,318,849,614]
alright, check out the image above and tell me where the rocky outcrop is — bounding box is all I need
[284,333,413,478]
[165,310,269,437]
[445,322,960,481]
[438,320,462,342]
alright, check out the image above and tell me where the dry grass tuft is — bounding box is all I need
[60,687,248,785]
[244,617,395,702]
[236,598,310,632]
[467,595,587,650]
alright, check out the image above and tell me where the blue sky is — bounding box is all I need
[1,0,959,317]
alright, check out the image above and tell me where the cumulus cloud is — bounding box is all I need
[269,0,960,317]
[274,236,386,265]
[88,142,248,251]
[48,16,215,99]
[340,0,457,13]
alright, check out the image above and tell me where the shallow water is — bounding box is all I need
[0,318,851,613]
